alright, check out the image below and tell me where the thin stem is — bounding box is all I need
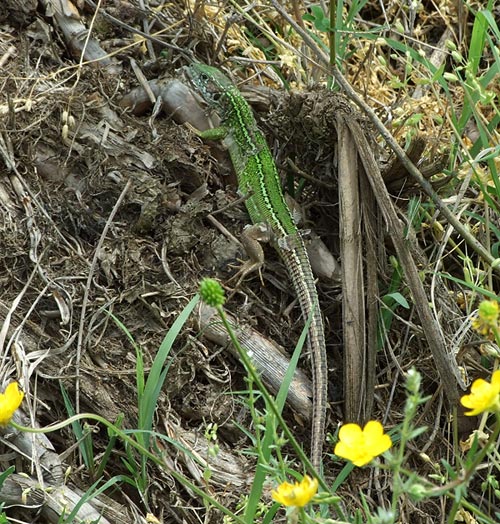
[427,412,500,496]
[215,307,318,476]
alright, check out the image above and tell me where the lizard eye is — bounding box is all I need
[199,73,209,82]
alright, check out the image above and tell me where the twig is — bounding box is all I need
[75,179,132,413]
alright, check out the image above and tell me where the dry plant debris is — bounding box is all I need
[0,0,498,523]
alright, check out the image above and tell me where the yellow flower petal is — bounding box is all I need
[492,369,500,387]
[338,423,362,445]
[335,441,372,467]
[0,382,24,426]
[335,421,391,467]
[363,421,392,456]
[271,475,318,507]
[472,300,500,338]
[460,370,500,416]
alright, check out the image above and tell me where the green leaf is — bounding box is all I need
[384,292,410,309]
[468,10,488,74]
[303,5,331,32]
[406,426,428,440]
[0,466,14,489]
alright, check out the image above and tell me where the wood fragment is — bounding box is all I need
[196,303,313,420]
[40,0,121,73]
[338,120,367,423]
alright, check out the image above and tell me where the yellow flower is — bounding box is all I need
[461,370,500,416]
[472,300,500,337]
[334,421,392,467]
[271,475,318,507]
[0,382,24,426]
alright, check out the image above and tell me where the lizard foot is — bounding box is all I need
[226,222,272,288]
[227,258,265,288]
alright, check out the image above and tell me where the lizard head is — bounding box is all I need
[184,63,235,110]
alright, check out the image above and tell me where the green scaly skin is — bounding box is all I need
[185,63,327,470]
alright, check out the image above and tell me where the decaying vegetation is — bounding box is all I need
[0,1,499,523]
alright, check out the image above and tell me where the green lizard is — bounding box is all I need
[185,63,327,470]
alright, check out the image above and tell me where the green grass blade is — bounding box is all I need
[140,294,200,442]
[60,475,127,523]
[94,414,124,479]
[60,383,94,471]
[468,10,488,74]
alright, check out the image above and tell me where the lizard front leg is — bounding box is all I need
[185,120,229,141]
[228,222,273,287]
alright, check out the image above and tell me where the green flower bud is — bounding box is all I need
[199,278,225,307]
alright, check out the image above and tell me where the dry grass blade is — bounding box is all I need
[343,114,461,407]
[338,119,367,423]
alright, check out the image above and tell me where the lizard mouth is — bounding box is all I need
[181,65,209,108]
